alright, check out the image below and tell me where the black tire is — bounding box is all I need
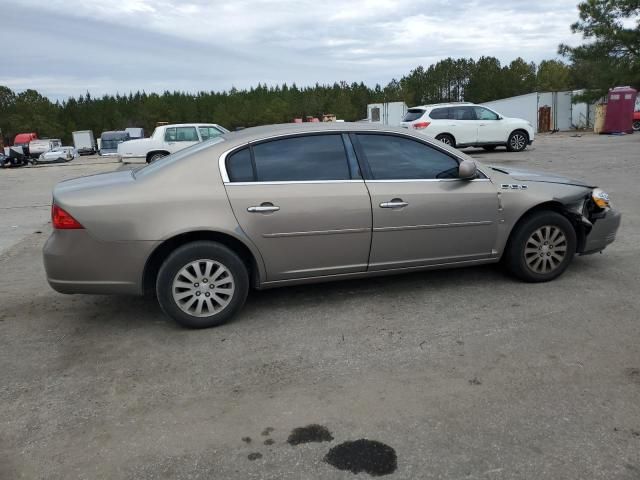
[504,211,577,282]
[156,241,249,328]
[148,152,167,163]
[507,130,529,152]
[435,133,456,148]
[482,145,497,151]
[633,120,640,132]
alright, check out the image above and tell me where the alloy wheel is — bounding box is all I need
[172,259,235,317]
[439,136,452,145]
[510,133,526,151]
[524,226,567,274]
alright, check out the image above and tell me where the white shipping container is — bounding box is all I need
[72,130,96,155]
[367,102,408,126]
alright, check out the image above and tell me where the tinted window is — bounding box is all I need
[227,148,254,182]
[450,106,476,120]
[474,107,499,120]
[199,126,223,141]
[429,108,449,120]
[357,134,459,180]
[403,109,426,122]
[252,135,351,182]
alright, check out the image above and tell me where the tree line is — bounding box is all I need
[0,0,637,145]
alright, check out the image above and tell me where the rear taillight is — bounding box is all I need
[413,122,431,129]
[52,204,83,229]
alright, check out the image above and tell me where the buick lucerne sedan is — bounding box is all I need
[44,123,621,328]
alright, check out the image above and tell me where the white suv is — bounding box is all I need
[118,123,229,163]
[400,103,534,152]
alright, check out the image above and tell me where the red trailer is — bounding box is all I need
[13,132,38,146]
[603,86,637,134]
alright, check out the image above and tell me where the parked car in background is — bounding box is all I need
[44,123,620,329]
[125,127,145,139]
[28,138,62,159]
[35,146,77,164]
[72,130,96,155]
[99,131,130,156]
[401,102,535,152]
[633,111,640,132]
[117,123,229,163]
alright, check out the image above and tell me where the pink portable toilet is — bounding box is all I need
[603,86,637,134]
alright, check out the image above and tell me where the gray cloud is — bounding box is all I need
[0,0,581,99]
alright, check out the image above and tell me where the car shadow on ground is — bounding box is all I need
[54,255,601,332]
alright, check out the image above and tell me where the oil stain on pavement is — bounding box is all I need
[324,439,397,476]
[287,424,334,445]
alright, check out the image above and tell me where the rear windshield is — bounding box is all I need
[134,136,226,178]
[402,109,426,122]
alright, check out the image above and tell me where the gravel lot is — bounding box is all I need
[1,133,639,479]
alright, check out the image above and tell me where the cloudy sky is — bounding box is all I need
[0,0,583,100]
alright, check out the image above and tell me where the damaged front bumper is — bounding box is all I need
[580,208,621,255]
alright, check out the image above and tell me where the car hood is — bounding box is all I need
[488,166,594,188]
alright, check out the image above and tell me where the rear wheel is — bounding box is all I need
[504,211,576,282]
[507,131,529,152]
[156,241,249,328]
[435,133,455,147]
[633,120,640,132]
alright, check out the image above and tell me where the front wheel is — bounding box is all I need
[148,152,167,163]
[504,211,576,282]
[156,241,249,328]
[507,131,529,152]
[633,120,640,132]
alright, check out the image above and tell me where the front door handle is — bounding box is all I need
[247,202,280,213]
[380,199,408,209]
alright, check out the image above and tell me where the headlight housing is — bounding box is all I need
[592,188,611,209]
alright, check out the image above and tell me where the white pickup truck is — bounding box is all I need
[117,123,229,163]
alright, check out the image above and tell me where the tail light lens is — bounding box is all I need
[413,122,431,129]
[52,204,83,229]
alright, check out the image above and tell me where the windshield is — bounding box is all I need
[134,136,226,178]
[402,109,425,122]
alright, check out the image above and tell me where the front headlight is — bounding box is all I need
[592,188,611,209]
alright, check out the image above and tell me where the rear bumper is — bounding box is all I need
[581,208,621,255]
[43,229,158,295]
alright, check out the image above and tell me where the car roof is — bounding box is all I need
[219,122,425,143]
[410,102,475,110]
[159,123,221,128]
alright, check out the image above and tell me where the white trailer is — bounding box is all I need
[367,102,408,126]
[72,130,96,155]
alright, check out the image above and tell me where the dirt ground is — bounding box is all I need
[1,133,639,479]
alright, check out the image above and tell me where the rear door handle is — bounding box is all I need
[380,199,408,209]
[247,203,280,213]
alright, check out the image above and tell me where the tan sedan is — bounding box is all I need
[44,123,620,328]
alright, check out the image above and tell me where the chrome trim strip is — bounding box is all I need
[218,128,487,184]
[366,178,490,183]
[373,220,493,232]
[226,180,365,186]
[262,227,370,238]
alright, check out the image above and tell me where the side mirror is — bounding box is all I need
[458,160,477,180]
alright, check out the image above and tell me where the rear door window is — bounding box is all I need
[450,106,476,120]
[252,134,351,182]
